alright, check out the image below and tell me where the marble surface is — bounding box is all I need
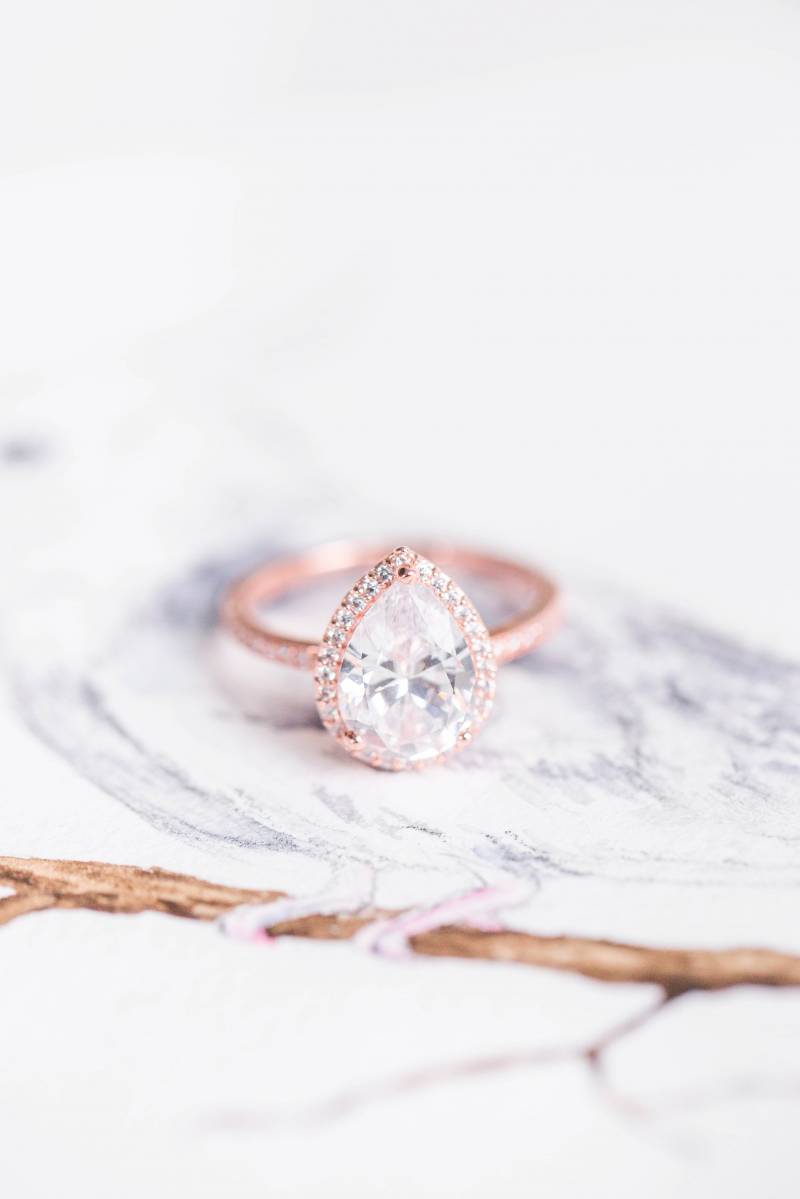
[1,392,800,1198]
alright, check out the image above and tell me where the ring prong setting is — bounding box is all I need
[315,546,495,771]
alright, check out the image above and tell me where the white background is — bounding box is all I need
[1,0,798,653]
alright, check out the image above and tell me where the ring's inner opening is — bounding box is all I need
[252,562,538,641]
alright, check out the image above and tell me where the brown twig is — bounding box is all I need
[0,856,282,923]
[2,855,800,994]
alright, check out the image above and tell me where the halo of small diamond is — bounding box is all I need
[313,546,496,770]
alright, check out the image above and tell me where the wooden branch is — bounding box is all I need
[0,890,57,925]
[0,856,282,921]
[2,854,800,994]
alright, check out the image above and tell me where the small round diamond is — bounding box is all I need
[347,592,366,612]
[359,576,379,597]
[334,608,354,627]
[375,564,393,584]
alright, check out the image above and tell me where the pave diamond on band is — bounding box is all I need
[222,541,560,770]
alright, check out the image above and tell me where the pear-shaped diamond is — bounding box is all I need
[337,581,476,765]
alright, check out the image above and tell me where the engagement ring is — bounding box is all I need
[223,542,560,770]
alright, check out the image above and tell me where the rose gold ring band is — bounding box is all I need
[222,540,561,670]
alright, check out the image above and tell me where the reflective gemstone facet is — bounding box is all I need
[338,582,476,764]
